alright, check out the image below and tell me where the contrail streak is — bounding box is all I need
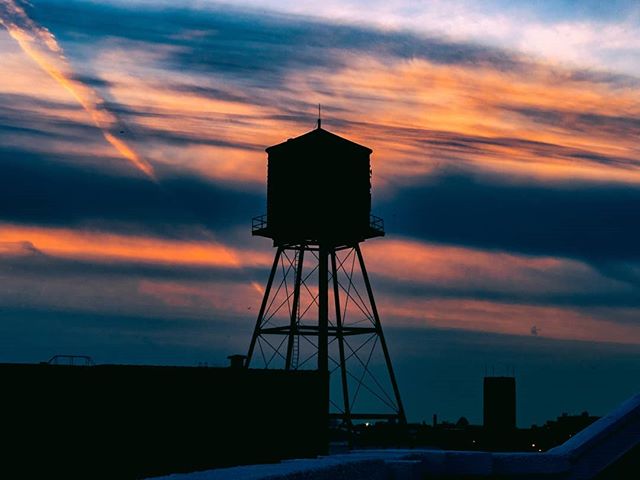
[0,1,264,297]
[0,0,155,179]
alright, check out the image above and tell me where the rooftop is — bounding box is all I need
[265,127,372,155]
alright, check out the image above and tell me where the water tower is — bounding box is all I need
[246,119,406,427]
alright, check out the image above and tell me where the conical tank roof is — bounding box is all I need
[265,127,372,155]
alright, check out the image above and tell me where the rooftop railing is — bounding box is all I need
[369,214,384,236]
[252,214,268,233]
[46,355,94,366]
[252,213,385,238]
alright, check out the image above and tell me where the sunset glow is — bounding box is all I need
[1,0,638,425]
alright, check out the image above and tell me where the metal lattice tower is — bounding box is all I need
[246,125,405,427]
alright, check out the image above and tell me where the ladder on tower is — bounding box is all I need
[291,302,300,369]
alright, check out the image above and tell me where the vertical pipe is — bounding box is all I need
[246,246,282,367]
[355,244,406,424]
[286,246,305,370]
[318,245,329,374]
[332,250,352,429]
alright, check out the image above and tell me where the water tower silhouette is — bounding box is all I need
[246,118,406,427]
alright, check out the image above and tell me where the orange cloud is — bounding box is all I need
[2,222,638,346]
[0,1,155,179]
[138,279,260,316]
[6,18,638,189]
[361,238,606,295]
[0,223,271,269]
[379,297,640,346]
[286,55,640,185]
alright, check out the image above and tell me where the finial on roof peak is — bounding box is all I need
[317,103,322,129]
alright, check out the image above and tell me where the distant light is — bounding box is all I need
[472,440,476,444]
[531,443,536,447]
[365,422,369,427]
[538,449,542,452]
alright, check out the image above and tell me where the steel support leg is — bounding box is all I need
[332,250,352,429]
[355,244,406,424]
[246,246,282,367]
[318,245,329,375]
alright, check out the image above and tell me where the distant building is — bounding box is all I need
[484,376,516,431]
[227,354,247,368]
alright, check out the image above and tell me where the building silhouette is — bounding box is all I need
[0,362,327,478]
[484,376,516,432]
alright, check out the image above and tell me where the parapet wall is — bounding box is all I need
[0,363,327,478]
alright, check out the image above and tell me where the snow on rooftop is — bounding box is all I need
[149,393,640,480]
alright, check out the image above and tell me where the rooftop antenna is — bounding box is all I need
[317,103,322,129]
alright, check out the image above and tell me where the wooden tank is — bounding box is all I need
[253,127,383,245]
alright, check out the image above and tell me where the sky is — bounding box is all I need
[0,0,639,427]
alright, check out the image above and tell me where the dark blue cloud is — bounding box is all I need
[26,0,638,92]
[379,172,640,262]
[332,119,640,172]
[29,0,528,86]
[0,248,265,285]
[375,275,640,310]
[505,105,640,138]
[0,93,99,143]
[0,92,263,154]
[0,147,263,237]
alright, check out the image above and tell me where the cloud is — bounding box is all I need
[0,146,263,235]
[378,296,640,345]
[1,0,639,356]
[0,240,42,257]
[1,221,637,345]
[503,105,640,139]
[0,229,266,321]
[380,172,640,262]
[33,0,529,78]
[361,239,640,309]
[0,0,156,178]
[181,0,640,77]
[1,2,639,431]
[5,1,640,189]
[0,223,272,268]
